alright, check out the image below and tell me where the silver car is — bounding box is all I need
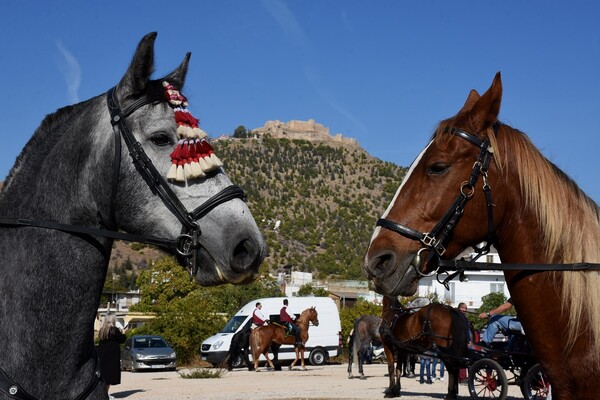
[121,335,177,372]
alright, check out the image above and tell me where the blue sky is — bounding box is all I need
[1,1,599,202]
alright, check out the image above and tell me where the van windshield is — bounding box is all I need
[220,315,247,333]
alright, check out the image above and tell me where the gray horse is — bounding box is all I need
[347,315,383,379]
[0,33,266,399]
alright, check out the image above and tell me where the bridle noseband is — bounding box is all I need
[376,124,498,277]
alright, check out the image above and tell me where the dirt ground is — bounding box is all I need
[110,363,527,400]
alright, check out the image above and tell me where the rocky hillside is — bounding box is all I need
[213,136,406,279]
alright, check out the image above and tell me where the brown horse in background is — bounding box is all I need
[250,307,319,371]
[364,72,600,399]
[379,297,468,399]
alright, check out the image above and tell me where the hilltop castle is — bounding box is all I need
[251,119,359,147]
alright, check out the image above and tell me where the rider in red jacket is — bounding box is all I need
[280,299,302,347]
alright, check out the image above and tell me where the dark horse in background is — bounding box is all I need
[379,297,468,399]
[347,315,383,379]
[0,33,266,399]
[364,72,600,399]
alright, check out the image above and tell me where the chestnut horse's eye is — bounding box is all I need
[150,133,172,147]
[427,163,449,175]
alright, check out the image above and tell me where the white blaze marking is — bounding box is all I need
[365,140,434,261]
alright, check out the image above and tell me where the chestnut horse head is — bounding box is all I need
[363,72,600,399]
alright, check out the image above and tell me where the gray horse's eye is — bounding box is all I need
[150,133,173,147]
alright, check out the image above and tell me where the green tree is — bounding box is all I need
[233,125,249,138]
[132,256,197,312]
[339,298,383,345]
[471,292,512,330]
[297,284,329,297]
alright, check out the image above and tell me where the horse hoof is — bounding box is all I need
[359,375,366,380]
[348,374,353,379]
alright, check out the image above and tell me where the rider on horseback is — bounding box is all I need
[280,299,303,347]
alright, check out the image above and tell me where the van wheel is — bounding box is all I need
[309,348,327,366]
[231,354,245,369]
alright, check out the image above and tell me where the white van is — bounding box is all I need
[200,297,342,367]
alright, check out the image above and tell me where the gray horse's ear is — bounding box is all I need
[115,32,157,101]
[162,52,191,89]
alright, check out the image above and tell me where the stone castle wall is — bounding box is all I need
[252,119,359,147]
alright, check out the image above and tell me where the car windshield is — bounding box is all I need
[134,337,168,349]
[220,315,246,333]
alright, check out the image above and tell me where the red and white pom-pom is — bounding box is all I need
[163,81,225,181]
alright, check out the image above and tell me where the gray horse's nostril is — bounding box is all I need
[230,238,262,274]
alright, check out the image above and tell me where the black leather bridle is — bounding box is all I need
[0,85,246,400]
[375,124,498,277]
[374,124,600,288]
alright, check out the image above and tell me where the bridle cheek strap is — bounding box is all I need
[376,124,497,273]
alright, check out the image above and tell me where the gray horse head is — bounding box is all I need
[111,33,267,285]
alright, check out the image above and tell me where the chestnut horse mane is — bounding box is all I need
[434,120,600,359]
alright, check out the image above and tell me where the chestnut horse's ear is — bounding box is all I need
[162,52,191,90]
[459,89,480,113]
[469,72,502,134]
[115,32,157,102]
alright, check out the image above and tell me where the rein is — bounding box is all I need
[375,123,600,287]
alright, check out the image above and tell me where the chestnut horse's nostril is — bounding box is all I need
[367,251,396,280]
[230,238,263,274]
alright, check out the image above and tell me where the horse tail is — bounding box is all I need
[353,317,364,364]
[250,328,261,356]
[449,309,468,360]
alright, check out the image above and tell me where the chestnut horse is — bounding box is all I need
[364,72,600,399]
[249,307,319,371]
[379,297,469,399]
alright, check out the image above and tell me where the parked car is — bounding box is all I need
[121,335,176,372]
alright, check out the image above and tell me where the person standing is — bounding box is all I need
[96,314,127,399]
[419,354,433,384]
[251,302,268,329]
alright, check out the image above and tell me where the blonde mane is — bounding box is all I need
[437,121,600,357]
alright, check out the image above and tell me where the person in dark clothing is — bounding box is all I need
[96,314,127,399]
[280,299,302,347]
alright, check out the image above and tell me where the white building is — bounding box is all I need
[416,251,508,311]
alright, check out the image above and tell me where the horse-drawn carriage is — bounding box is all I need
[378,299,549,400]
[466,322,550,400]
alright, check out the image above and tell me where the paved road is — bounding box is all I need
[110,363,527,400]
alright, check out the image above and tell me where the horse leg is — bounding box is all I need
[444,366,459,400]
[348,337,354,379]
[289,347,299,370]
[300,348,306,370]
[358,343,369,380]
[271,343,282,371]
[383,349,400,398]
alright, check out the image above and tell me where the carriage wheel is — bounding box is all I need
[522,363,550,400]
[468,358,508,400]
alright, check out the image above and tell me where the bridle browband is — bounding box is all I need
[376,124,498,277]
[0,85,246,400]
